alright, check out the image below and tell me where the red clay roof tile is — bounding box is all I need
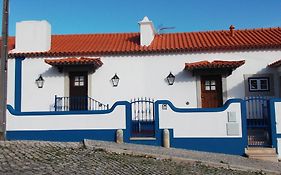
[5,27,281,58]
[45,57,103,67]
[268,59,281,68]
[185,60,245,70]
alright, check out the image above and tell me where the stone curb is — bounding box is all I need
[83,139,280,175]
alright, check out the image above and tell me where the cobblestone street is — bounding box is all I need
[0,141,275,175]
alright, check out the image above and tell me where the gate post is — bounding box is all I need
[116,129,123,144]
[163,129,170,148]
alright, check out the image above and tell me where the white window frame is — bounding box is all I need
[74,76,85,86]
[248,77,269,92]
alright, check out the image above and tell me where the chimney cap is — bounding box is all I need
[139,16,152,24]
[229,25,235,37]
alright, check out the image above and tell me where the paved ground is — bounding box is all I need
[0,140,279,175]
[84,140,281,174]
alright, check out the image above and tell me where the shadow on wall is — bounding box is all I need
[41,67,63,78]
[227,67,277,99]
[173,70,194,83]
[41,67,64,111]
[49,104,55,111]
[226,78,245,99]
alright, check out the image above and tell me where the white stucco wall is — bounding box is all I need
[21,58,65,111]
[275,102,281,134]
[274,102,281,159]
[92,50,280,108]
[6,105,126,131]
[7,49,281,112]
[159,102,242,137]
[7,59,15,108]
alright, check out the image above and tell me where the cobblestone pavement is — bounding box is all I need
[0,141,278,175]
[84,140,281,174]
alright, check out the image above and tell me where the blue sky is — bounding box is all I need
[1,0,281,35]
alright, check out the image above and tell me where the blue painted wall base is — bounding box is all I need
[7,130,116,142]
[7,128,246,155]
[171,138,245,155]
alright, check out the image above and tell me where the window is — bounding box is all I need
[248,77,269,91]
[205,80,216,91]
[74,76,84,86]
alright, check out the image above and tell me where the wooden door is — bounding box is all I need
[69,72,88,110]
[201,75,223,108]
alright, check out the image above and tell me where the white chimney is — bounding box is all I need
[15,20,51,52]
[138,16,156,46]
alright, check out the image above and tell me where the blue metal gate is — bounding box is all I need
[131,98,155,137]
[245,96,271,146]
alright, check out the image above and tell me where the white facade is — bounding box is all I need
[8,19,281,112]
[275,102,281,134]
[274,102,281,159]
[9,49,281,112]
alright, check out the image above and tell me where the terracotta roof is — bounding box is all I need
[185,60,245,70]
[7,27,281,58]
[0,37,15,55]
[45,57,103,67]
[268,59,281,68]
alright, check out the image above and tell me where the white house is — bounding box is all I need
[4,17,281,159]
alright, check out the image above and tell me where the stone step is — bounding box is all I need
[246,147,276,154]
[247,155,278,162]
[245,147,278,162]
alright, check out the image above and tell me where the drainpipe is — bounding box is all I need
[0,0,9,140]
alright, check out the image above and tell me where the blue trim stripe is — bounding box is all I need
[8,99,243,116]
[14,58,24,112]
[155,98,243,113]
[7,101,130,116]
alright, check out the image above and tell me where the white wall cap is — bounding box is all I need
[15,20,51,52]
[17,20,49,24]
